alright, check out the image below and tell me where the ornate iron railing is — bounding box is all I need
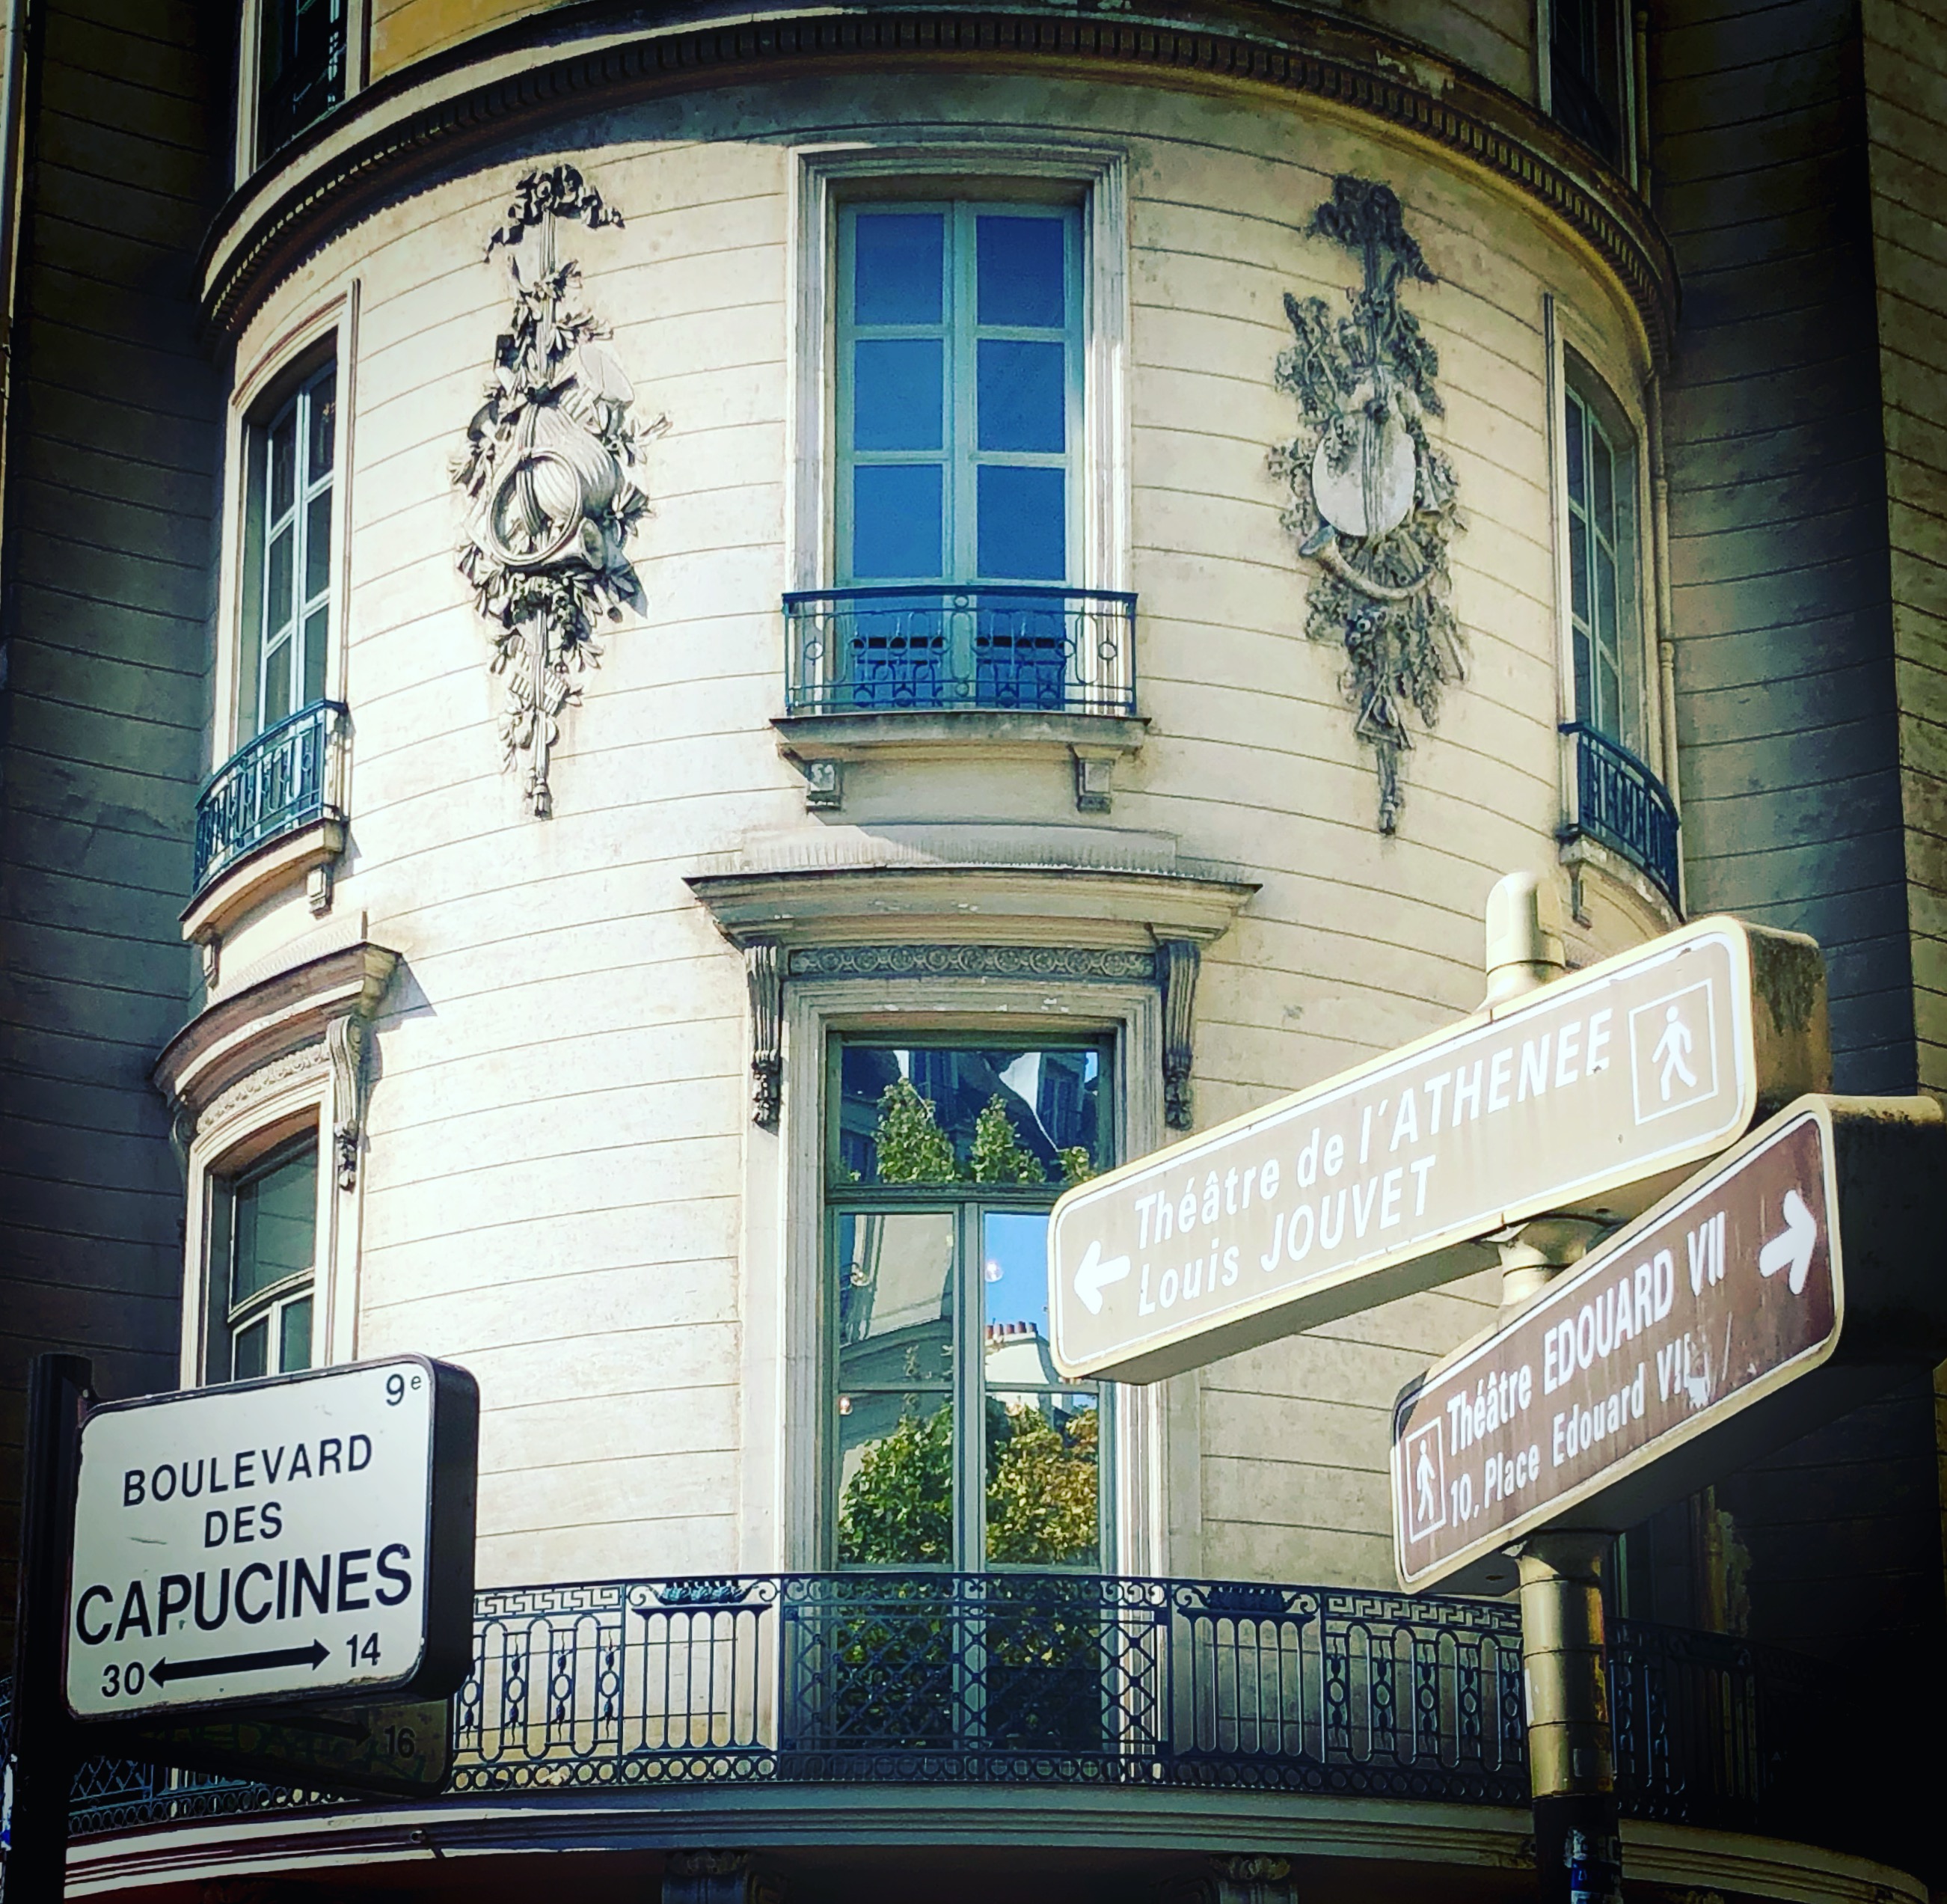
[1561,721,1681,908]
[7,1574,1821,1839]
[782,587,1137,717]
[191,700,346,897]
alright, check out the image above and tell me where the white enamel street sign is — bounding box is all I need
[67,1356,477,1721]
[1391,1094,1947,1594]
[1048,919,1827,1383]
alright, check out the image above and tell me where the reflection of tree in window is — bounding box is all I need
[828,1041,1108,1570]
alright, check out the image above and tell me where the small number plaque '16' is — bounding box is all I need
[65,1356,478,1722]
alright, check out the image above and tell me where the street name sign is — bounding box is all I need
[1049,918,1827,1383]
[66,1356,478,1722]
[1391,1094,1947,1594]
[108,1698,452,1799]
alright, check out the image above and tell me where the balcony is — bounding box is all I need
[784,587,1136,717]
[776,590,1144,812]
[29,1573,1823,1841]
[190,700,346,903]
[1560,720,1681,911]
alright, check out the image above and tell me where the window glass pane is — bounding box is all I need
[976,216,1064,328]
[266,527,295,638]
[854,213,945,325]
[1567,513,1589,628]
[261,632,293,727]
[279,1295,313,1374]
[232,1316,269,1383]
[836,1211,954,1380]
[1592,429,1614,528]
[853,339,944,452]
[978,465,1065,580]
[852,464,942,579]
[836,1393,954,1566]
[269,411,297,521]
[1565,394,1585,509]
[1572,628,1592,729]
[303,606,328,706]
[977,340,1065,453]
[304,489,333,601]
[231,1145,316,1306]
[837,1045,1103,1186]
[307,372,337,480]
[986,1390,1099,1567]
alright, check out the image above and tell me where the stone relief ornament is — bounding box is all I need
[455,164,669,817]
[1271,175,1465,834]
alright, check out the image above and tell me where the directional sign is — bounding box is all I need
[1392,1094,1947,1593]
[67,1356,477,1721]
[108,1698,451,1799]
[1049,918,1827,1383]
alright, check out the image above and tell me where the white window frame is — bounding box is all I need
[789,138,1130,601]
[739,973,1167,1578]
[182,1068,349,1389]
[215,291,358,766]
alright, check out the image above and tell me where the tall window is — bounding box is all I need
[207,1139,318,1382]
[837,203,1082,587]
[1564,375,1643,753]
[828,1041,1109,1571]
[239,361,336,742]
[257,0,347,162]
[1550,0,1625,163]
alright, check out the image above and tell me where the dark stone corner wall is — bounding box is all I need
[0,0,230,1653]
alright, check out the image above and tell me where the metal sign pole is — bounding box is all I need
[2,1353,91,1904]
[1519,1533,1622,1904]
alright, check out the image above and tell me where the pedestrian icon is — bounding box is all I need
[1402,1420,1446,1542]
[1628,979,1719,1125]
[1653,1005,1696,1100]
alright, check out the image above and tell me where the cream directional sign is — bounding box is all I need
[1049,918,1827,1383]
[67,1356,477,1721]
[1392,1093,1947,1594]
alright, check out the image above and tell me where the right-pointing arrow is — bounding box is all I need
[150,1640,329,1686]
[1072,1237,1131,1316]
[1758,1188,1818,1296]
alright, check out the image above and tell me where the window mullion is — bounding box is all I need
[958,1197,984,1573]
[951,203,978,594]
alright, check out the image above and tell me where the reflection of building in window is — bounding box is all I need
[239,361,337,741]
[828,1041,1108,1570]
[208,1139,317,1381]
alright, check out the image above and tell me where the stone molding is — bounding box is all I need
[154,939,400,1190]
[198,3,1675,361]
[788,943,1157,983]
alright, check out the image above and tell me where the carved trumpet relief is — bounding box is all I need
[454,164,669,818]
[1272,176,1465,835]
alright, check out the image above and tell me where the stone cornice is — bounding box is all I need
[198,0,1675,358]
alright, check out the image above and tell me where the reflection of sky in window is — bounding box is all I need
[983,1210,1049,1336]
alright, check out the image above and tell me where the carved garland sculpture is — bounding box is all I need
[455,165,669,817]
[1272,176,1465,834]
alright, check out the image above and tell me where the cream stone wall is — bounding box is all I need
[212,72,1659,1593]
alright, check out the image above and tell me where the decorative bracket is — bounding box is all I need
[663,1852,785,1904]
[746,941,782,1129]
[1159,937,1201,1131]
[1159,1855,1297,1904]
[324,1012,372,1190]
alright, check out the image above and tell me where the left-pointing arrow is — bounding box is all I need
[150,1640,329,1686]
[1073,1237,1131,1315]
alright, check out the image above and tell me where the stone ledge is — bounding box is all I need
[180,816,345,945]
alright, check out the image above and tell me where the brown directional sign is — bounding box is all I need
[1049,918,1828,1383]
[104,1698,452,1799]
[1392,1094,1947,1594]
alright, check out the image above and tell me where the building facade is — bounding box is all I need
[1,0,1943,1895]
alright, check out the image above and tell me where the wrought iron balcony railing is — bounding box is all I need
[191,700,346,899]
[4,1573,1823,1841]
[1561,721,1681,908]
[782,587,1138,717]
